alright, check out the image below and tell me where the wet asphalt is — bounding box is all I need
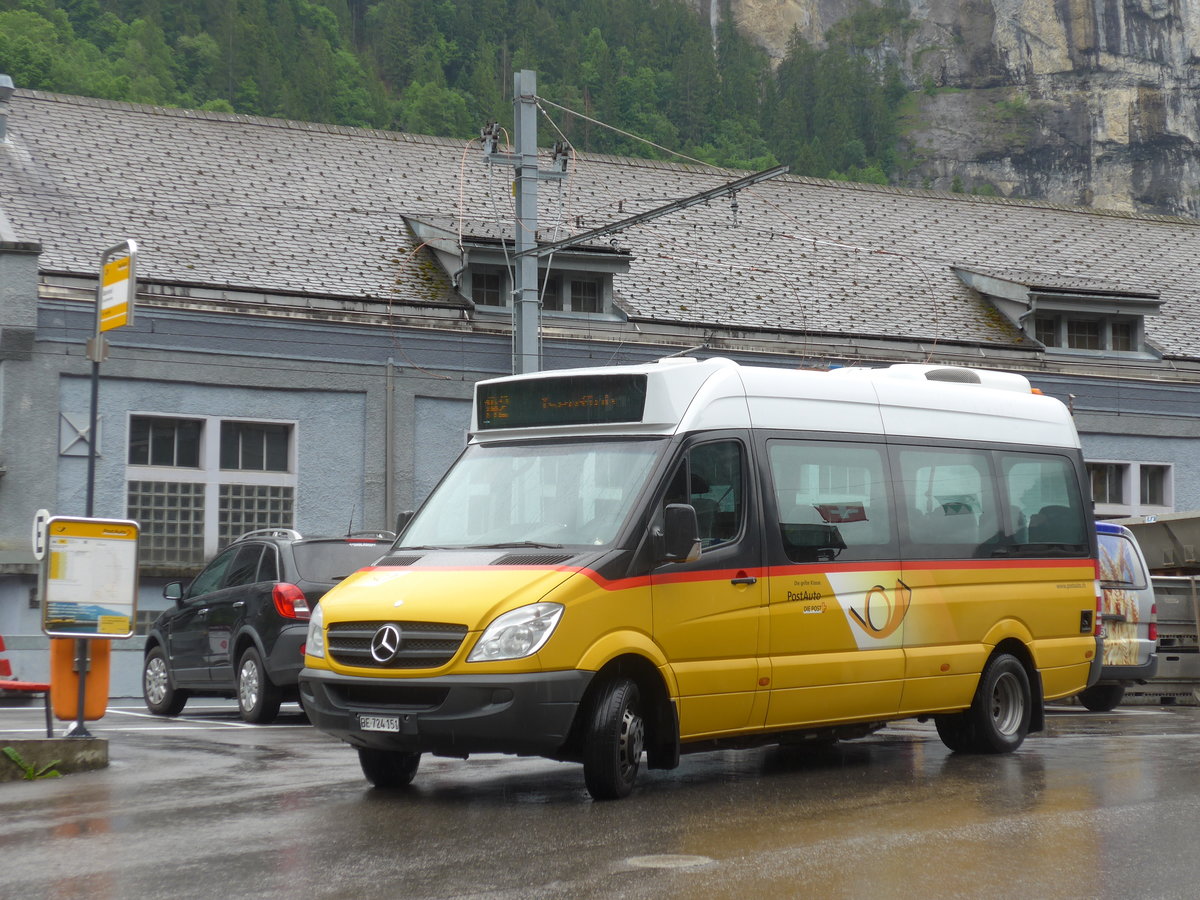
[1,699,1198,899]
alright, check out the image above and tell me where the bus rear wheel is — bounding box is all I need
[936,652,1031,754]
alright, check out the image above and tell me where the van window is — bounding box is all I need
[767,440,895,562]
[896,447,998,559]
[664,440,745,548]
[998,453,1088,555]
[1097,532,1148,588]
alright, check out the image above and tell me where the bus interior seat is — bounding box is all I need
[1028,505,1082,544]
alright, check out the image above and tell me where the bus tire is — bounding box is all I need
[583,677,644,801]
[358,747,421,788]
[933,714,972,752]
[967,652,1031,753]
[1077,683,1125,712]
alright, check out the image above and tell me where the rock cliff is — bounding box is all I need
[712,0,1200,217]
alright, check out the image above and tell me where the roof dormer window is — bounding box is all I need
[953,266,1162,359]
[403,215,632,320]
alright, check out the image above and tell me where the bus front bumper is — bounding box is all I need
[298,667,593,758]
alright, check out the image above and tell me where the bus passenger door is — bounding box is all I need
[651,437,766,740]
[762,438,906,728]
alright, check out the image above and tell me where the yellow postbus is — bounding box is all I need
[300,358,1102,799]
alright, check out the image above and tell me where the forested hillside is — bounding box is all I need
[0,0,907,182]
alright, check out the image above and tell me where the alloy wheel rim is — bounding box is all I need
[145,657,168,705]
[239,660,260,711]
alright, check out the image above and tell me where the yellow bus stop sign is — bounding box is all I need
[99,252,134,332]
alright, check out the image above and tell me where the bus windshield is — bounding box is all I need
[400,438,666,549]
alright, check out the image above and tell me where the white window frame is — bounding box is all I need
[1087,458,1173,519]
[126,412,299,560]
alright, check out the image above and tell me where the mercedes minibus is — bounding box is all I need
[300,357,1102,799]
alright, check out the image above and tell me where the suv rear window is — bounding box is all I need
[1097,532,1148,589]
[293,540,389,583]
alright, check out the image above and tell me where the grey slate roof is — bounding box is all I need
[4,89,1200,359]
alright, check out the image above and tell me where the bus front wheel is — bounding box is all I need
[582,677,645,801]
[358,748,421,788]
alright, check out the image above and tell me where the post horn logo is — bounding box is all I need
[849,580,912,640]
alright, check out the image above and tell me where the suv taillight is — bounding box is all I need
[1149,603,1158,643]
[273,583,311,620]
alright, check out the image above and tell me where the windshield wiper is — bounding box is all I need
[464,541,565,550]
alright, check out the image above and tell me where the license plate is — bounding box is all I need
[358,714,401,733]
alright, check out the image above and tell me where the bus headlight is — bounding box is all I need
[306,602,326,659]
[468,602,564,662]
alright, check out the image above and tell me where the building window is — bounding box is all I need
[472,271,503,306]
[1111,321,1135,352]
[221,422,290,471]
[1031,314,1144,354]
[1066,319,1101,350]
[127,414,297,567]
[571,279,600,313]
[127,480,206,566]
[467,265,612,314]
[1088,463,1126,505]
[1088,460,1172,518]
[129,417,202,467]
[540,273,562,310]
[1141,465,1168,506]
[1034,317,1057,346]
[218,484,295,545]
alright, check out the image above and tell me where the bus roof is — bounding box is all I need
[470,357,1080,449]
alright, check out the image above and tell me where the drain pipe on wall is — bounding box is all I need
[385,357,396,531]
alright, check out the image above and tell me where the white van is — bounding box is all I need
[1076,521,1158,710]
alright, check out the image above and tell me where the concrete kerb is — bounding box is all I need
[0,737,108,782]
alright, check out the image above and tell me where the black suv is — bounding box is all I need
[142,529,393,723]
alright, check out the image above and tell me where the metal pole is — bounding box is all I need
[85,359,100,517]
[67,638,92,738]
[512,69,540,374]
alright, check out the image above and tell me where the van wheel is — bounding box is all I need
[936,653,1031,753]
[1077,683,1125,712]
[143,646,188,716]
[933,714,972,752]
[583,677,644,801]
[969,653,1031,752]
[237,646,282,723]
[358,748,421,788]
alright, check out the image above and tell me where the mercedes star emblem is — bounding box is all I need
[370,623,403,663]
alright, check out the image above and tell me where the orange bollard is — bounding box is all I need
[50,637,111,721]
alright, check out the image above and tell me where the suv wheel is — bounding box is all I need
[143,646,188,716]
[237,646,283,724]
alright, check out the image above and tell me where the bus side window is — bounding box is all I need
[664,441,746,549]
[896,447,998,560]
[999,454,1088,556]
[767,440,895,563]
[688,441,745,547]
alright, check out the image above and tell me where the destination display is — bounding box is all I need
[477,373,648,430]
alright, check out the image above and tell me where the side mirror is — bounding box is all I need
[661,503,701,564]
[162,581,184,605]
[395,510,415,534]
